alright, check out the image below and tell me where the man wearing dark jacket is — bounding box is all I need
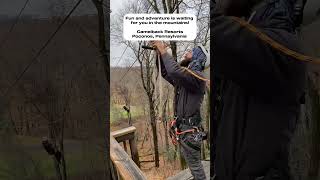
[152,41,207,179]
[212,0,306,179]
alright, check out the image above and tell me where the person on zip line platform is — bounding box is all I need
[151,40,208,180]
[211,0,307,179]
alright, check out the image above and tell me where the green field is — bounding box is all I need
[0,136,106,180]
[110,104,144,124]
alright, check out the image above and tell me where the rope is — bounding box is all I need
[230,16,320,64]
[118,59,138,82]
[158,53,163,119]
[182,67,210,87]
[184,16,320,86]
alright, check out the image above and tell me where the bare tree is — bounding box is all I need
[305,73,320,179]
[111,0,210,170]
[128,40,160,167]
[91,0,111,178]
[115,82,132,125]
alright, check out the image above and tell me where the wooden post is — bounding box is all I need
[111,126,140,167]
[110,136,146,180]
[129,137,140,168]
[123,141,128,152]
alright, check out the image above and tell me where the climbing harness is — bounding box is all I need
[169,119,197,144]
[169,117,207,150]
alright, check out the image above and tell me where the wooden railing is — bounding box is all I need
[110,126,147,180]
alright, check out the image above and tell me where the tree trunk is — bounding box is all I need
[9,105,18,134]
[149,98,160,167]
[92,0,111,178]
[60,106,67,180]
[307,76,320,179]
[162,101,169,153]
[170,42,177,61]
[50,131,62,180]
[60,140,67,180]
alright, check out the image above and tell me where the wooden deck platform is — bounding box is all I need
[167,161,210,180]
[110,126,146,180]
[110,126,210,180]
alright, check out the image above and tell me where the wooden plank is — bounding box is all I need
[110,159,119,180]
[167,161,210,180]
[115,133,135,143]
[110,136,147,180]
[111,126,136,138]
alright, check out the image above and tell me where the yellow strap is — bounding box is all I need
[182,67,210,87]
[230,16,320,64]
[180,17,320,88]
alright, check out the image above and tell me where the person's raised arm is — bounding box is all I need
[152,41,204,92]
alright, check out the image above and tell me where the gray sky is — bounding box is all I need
[0,0,134,67]
[110,0,135,67]
[108,0,320,70]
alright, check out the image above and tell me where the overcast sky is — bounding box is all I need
[0,0,134,67]
[110,0,136,67]
[2,0,318,67]
[108,0,196,67]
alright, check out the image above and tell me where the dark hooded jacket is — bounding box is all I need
[157,47,207,129]
[212,0,306,179]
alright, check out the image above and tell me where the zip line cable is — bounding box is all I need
[0,0,105,123]
[0,0,31,75]
[1,0,84,98]
[0,0,30,50]
[15,12,104,118]
[74,22,99,48]
[118,58,138,82]
[118,45,143,82]
[114,45,129,67]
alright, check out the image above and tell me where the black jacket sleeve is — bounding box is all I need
[159,52,203,92]
[212,15,306,99]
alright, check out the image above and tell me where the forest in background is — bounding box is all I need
[110,0,210,179]
[0,1,110,180]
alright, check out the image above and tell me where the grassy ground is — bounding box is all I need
[110,104,145,124]
[0,135,106,180]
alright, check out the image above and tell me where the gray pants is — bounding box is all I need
[180,133,206,180]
